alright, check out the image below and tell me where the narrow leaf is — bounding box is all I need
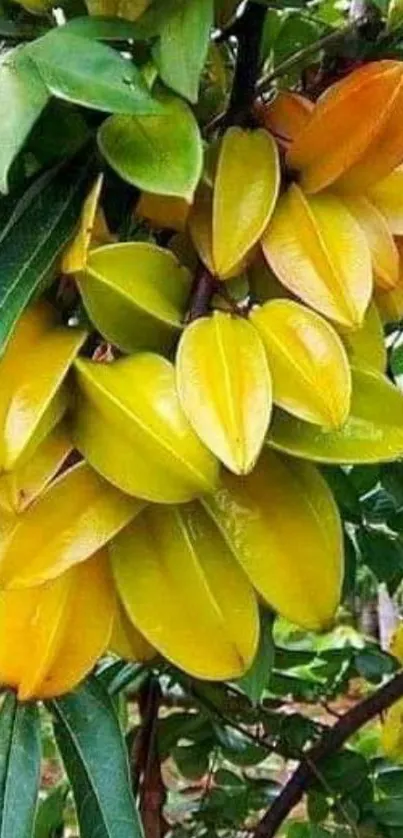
[153,0,213,103]
[0,692,41,838]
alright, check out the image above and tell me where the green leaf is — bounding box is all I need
[0,151,93,355]
[98,91,203,199]
[0,691,41,838]
[153,0,214,103]
[307,791,329,824]
[34,785,68,838]
[27,29,161,115]
[0,49,49,195]
[237,611,274,705]
[318,751,368,795]
[49,677,144,838]
[356,528,403,591]
[60,15,148,40]
[374,798,403,827]
[377,768,403,797]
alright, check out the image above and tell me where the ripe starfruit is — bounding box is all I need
[212,127,280,277]
[72,354,219,503]
[204,448,343,631]
[0,461,140,589]
[62,174,114,274]
[0,301,86,470]
[390,622,403,663]
[287,60,403,193]
[367,165,403,235]
[250,300,351,427]
[136,192,190,233]
[375,282,403,324]
[188,183,247,279]
[262,184,372,328]
[268,367,403,463]
[382,698,403,762]
[110,503,259,680]
[0,424,71,514]
[338,303,386,372]
[110,602,155,663]
[77,242,192,354]
[255,90,313,147]
[0,550,115,700]
[341,196,399,290]
[176,312,272,474]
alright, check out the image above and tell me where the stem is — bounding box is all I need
[253,671,403,838]
[186,266,217,323]
[131,678,167,838]
[224,0,267,127]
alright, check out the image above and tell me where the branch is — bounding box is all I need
[131,678,167,838]
[224,0,267,127]
[253,671,403,838]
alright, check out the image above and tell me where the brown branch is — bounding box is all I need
[131,678,167,838]
[186,265,217,323]
[253,671,403,838]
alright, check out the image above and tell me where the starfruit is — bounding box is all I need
[77,242,192,354]
[250,300,351,427]
[110,602,155,663]
[136,192,190,232]
[268,367,403,464]
[204,448,343,631]
[390,622,403,663]
[382,699,403,762]
[0,424,71,514]
[367,165,403,235]
[110,503,259,679]
[255,90,313,147]
[262,184,372,328]
[0,461,140,589]
[287,60,403,193]
[338,303,386,372]
[0,301,86,470]
[176,312,272,474]
[188,183,246,279]
[341,196,399,290]
[73,354,219,503]
[62,175,113,274]
[212,127,279,278]
[0,549,115,700]
[375,282,403,324]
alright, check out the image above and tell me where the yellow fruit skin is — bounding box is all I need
[110,503,259,680]
[390,623,403,663]
[382,699,403,763]
[0,461,141,589]
[341,196,399,290]
[204,448,343,631]
[73,354,219,503]
[213,127,280,277]
[368,166,403,235]
[0,424,71,514]
[0,549,115,700]
[268,367,403,464]
[338,303,386,372]
[176,312,272,474]
[250,300,351,428]
[110,602,155,663]
[62,175,113,274]
[262,184,372,329]
[136,192,190,232]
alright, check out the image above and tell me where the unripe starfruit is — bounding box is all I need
[341,196,399,290]
[250,300,351,428]
[110,602,155,663]
[268,367,403,463]
[338,303,386,373]
[77,242,192,355]
[382,699,403,762]
[110,503,259,680]
[367,165,403,235]
[287,60,403,193]
[73,354,219,503]
[212,127,279,277]
[0,424,71,514]
[204,448,343,631]
[262,184,372,328]
[0,549,115,700]
[0,301,86,470]
[0,461,140,589]
[176,312,272,474]
[255,90,313,147]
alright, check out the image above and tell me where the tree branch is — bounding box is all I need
[224,0,267,127]
[253,671,403,838]
[131,678,167,838]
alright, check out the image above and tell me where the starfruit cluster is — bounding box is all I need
[4,60,403,702]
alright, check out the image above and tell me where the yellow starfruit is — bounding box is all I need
[338,303,386,372]
[62,175,113,274]
[367,165,403,235]
[341,195,399,290]
[0,424,71,514]
[0,549,115,700]
[72,354,219,503]
[204,448,343,631]
[250,300,351,427]
[382,699,403,762]
[212,127,280,278]
[136,192,190,232]
[262,184,372,328]
[390,622,403,663]
[268,367,403,463]
[77,242,191,355]
[176,312,272,474]
[287,60,403,193]
[110,503,259,680]
[0,461,140,589]
[110,602,155,663]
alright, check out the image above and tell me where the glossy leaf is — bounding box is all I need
[0,151,93,354]
[213,128,280,278]
[73,354,219,503]
[287,60,403,193]
[250,300,351,427]
[110,602,155,663]
[27,29,160,115]
[339,303,386,372]
[0,550,115,699]
[0,461,140,588]
[51,677,144,838]
[342,195,399,290]
[111,502,259,679]
[0,424,71,514]
[78,242,191,354]
[0,49,48,195]
[176,312,272,474]
[98,92,203,200]
[204,448,343,631]
[153,0,213,103]
[262,184,372,328]
[382,699,403,762]
[268,367,403,464]
[368,165,403,235]
[256,90,313,147]
[0,693,41,838]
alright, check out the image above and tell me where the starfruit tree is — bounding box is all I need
[4,0,403,836]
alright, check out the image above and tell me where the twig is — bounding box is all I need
[253,671,403,838]
[186,265,217,323]
[131,678,167,838]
